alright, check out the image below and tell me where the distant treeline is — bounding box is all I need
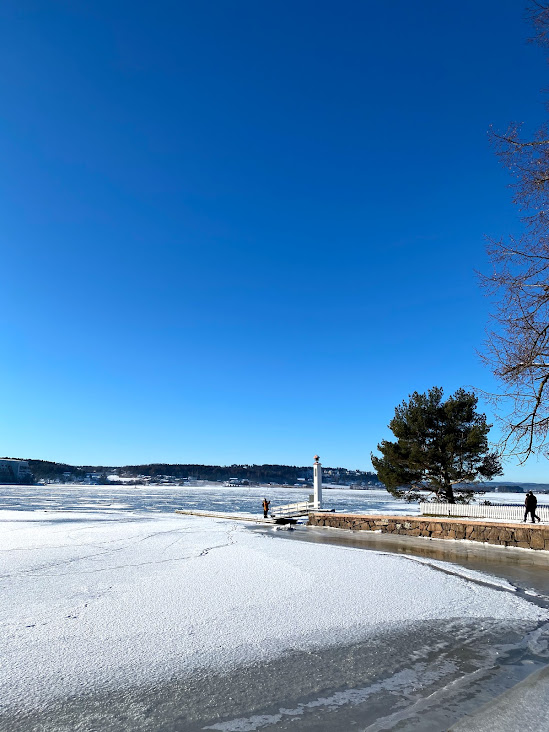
[121,463,381,484]
[24,459,381,485]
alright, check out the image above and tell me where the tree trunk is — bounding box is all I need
[443,484,455,504]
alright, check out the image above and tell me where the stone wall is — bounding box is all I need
[308,512,549,550]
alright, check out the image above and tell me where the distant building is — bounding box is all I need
[84,472,103,484]
[0,459,33,484]
[494,485,525,493]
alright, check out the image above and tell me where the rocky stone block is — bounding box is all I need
[499,529,512,542]
[530,533,545,550]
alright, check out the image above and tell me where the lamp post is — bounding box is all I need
[313,455,322,509]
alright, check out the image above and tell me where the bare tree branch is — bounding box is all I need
[481,4,549,462]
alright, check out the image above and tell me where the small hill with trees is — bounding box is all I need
[21,460,381,486]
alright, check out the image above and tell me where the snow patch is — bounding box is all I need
[1,510,547,713]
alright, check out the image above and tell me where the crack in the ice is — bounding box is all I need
[0,526,239,578]
[202,658,474,732]
[359,665,492,732]
[382,554,549,616]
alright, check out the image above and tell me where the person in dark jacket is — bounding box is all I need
[524,491,541,523]
[262,498,271,518]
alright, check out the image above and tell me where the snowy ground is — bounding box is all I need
[2,508,549,730]
[3,484,549,729]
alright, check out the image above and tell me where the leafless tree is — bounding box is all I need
[527,1,549,47]
[482,2,549,462]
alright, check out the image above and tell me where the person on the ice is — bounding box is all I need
[524,491,541,523]
[262,498,270,518]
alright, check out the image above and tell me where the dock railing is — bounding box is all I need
[270,500,314,518]
[420,501,549,522]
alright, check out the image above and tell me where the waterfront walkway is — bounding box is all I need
[308,512,549,550]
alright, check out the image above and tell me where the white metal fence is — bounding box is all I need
[420,501,549,522]
[270,500,314,518]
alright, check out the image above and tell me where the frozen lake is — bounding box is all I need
[0,482,545,516]
[2,484,549,730]
[2,507,549,731]
[0,483,413,515]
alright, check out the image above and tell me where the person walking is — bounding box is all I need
[524,491,541,523]
[262,498,270,518]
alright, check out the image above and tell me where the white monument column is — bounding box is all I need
[313,455,322,509]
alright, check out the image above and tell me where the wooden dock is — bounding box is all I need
[175,509,275,523]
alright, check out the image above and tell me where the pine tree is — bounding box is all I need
[371,387,502,503]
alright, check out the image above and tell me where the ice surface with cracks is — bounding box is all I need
[1,509,547,715]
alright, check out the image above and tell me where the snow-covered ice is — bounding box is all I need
[0,483,418,516]
[1,483,545,520]
[1,508,547,717]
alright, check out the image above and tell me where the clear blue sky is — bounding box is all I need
[1,1,547,480]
